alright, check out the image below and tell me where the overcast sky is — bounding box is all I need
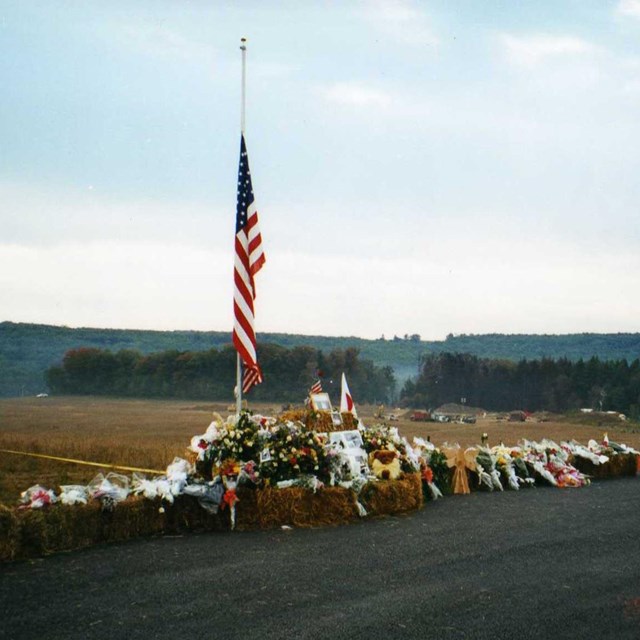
[2,1,640,340]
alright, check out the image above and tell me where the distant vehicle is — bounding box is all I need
[36,393,49,398]
[410,410,431,422]
[462,415,477,424]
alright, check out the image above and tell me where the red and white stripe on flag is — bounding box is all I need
[233,134,266,394]
[310,379,323,395]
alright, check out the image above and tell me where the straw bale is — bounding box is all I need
[340,413,358,431]
[100,497,166,542]
[235,487,260,531]
[16,508,49,557]
[254,485,359,529]
[360,473,423,516]
[2,476,425,561]
[163,495,228,533]
[0,505,20,562]
[305,411,335,432]
[280,409,307,423]
[255,486,306,529]
[570,453,637,479]
[292,486,358,527]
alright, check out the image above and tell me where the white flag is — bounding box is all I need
[340,373,358,417]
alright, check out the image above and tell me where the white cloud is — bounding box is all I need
[501,33,599,67]
[258,239,640,339]
[2,218,639,339]
[118,24,216,61]
[0,241,234,332]
[362,0,439,47]
[317,82,393,109]
[616,0,640,19]
[0,182,229,250]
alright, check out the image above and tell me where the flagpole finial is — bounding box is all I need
[240,38,247,134]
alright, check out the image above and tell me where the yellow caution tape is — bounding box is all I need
[0,449,165,475]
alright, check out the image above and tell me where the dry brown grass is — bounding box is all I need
[0,396,232,505]
[1,396,639,507]
[392,412,640,450]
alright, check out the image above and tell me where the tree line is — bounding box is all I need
[45,344,396,405]
[401,353,640,418]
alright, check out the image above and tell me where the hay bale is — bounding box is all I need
[296,486,358,527]
[11,503,103,559]
[256,486,306,529]
[570,453,638,479]
[254,485,360,529]
[280,409,307,423]
[235,487,260,531]
[43,502,103,551]
[360,473,423,516]
[100,497,166,543]
[2,475,426,560]
[340,413,358,430]
[0,505,20,562]
[305,411,335,432]
[163,495,229,533]
[16,508,49,557]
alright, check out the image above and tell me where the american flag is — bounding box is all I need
[309,379,323,395]
[233,134,266,394]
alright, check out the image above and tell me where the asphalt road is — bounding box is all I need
[2,479,639,640]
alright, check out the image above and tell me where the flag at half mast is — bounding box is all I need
[233,134,266,394]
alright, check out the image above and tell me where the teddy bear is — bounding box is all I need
[369,449,402,480]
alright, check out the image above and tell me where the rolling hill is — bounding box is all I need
[1,321,639,398]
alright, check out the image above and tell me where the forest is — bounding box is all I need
[45,345,396,405]
[401,352,640,418]
[2,321,640,398]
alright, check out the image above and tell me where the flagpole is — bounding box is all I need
[235,37,247,416]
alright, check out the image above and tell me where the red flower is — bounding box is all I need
[421,466,434,483]
[289,456,298,466]
[221,488,239,509]
[197,439,208,450]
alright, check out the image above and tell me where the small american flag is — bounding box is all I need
[309,379,323,395]
[232,134,266,394]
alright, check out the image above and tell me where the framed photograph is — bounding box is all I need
[310,392,332,412]
[330,430,363,450]
[343,430,364,449]
[331,411,343,427]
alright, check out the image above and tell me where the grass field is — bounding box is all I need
[1,396,639,506]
